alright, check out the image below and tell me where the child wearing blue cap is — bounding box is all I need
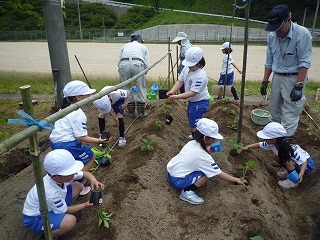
[22,149,104,239]
[242,122,315,189]
[167,118,247,205]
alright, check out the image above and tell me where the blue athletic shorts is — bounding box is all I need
[112,98,125,115]
[50,140,93,165]
[296,157,315,174]
[23,184,73,232]
[168,171,205,189]
[218,71,234,86]
[188,99,209,128]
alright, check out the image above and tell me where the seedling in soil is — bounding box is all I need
[141,137,156,152]
[221,98,234,103]
[227,118,239,129]
[155,118,163,130]
[96,209,112,229]
[239,160,256,180]
[163,103,172,115]
[250,236,265,240]
[228,138,243,155]
[222,106,236,115]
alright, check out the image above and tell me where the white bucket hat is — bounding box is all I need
[196,118,223,139]
[44,149,84,176]
[172,32,188,42]
[93,86,113,114]
[63,80,96,97]
[182,47,204,67]
[220,42,232,49]
[257,122,287,139]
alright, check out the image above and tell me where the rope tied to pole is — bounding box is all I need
[8,110,54,131]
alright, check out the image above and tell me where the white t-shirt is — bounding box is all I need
[118,41,149,69]
[167,140,222,178]
[221,54,234,74]
[50,108,87,142]
[259,142,310,165]
[178,67,210,102]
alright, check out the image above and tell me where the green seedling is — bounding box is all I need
[155,118,163,130]
[228,138,243,154]
[227,118,239,129]
[222,106,236,115]
[221,98,234,103]
[96,209,112,229]
[140,137,156,152]
[163,103,172,115]
[250,236,264,240]
[239,160,256,180]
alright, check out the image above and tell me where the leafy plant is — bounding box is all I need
[163,103,172,115]
[228,138,243,154]
[155,118,163,130]
[140,137,156,152]
[96,209,112,229]
[227,118,239,129]
[239,160,256,180]
[250,236,265,240]
[221,98,234,103]
[222,106,236,115]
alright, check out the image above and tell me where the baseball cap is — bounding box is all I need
[44,149,84,176]
[172,32,188,42]
[182,47,204,67]
[131,33,144,43]
[257,122,287,139]
[63,80,96,98]
[265,4,290,31]
[220,42,232,49]
[196,118,223,139]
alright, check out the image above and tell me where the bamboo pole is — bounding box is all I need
[20,85,52,240]
[0,52,169,154]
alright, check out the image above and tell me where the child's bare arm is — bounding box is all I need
[242,142,260,151]
[298,161,308,183]
[232,62,242,74]
[217,172,247,185]
[76,136,110,144]
[83,171,105,190]
[67,201,96,214]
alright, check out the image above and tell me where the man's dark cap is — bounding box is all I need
[265,4,290,32]
[130,34,144,43]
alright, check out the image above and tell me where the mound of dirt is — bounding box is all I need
[0,98,319,240]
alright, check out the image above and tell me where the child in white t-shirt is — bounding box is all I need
[93,86,130,148]
[167,118,247,205]
[167,47,210,140]
[242,122,315,189]
[23,149,104,238]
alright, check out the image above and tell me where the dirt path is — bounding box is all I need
[1,42,320,81]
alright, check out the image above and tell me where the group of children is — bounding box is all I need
[22,45,315,237]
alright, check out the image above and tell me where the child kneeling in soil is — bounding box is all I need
[23,149,104,238]
[93,86,130,148]
[242,122,315,189]
[167,118,247,205]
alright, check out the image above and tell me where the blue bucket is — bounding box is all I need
[131,86,137,93]
[287,170,300,183]
[211,141,222,152]
[151,83,159,93]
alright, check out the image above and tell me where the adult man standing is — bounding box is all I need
[118,33,149,117]
[260,4,312,142]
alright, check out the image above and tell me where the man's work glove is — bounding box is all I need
[260,81,269,96]
[290,83,303,102]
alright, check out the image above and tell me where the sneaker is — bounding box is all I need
[179,190,204,205]
[272,160,281,167]
[118,137,126,148]
[188,135,193,140]
[277,170,289,180]
[79,185,91,196]
[278,179,299,189]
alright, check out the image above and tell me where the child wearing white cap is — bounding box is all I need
[217,42,242,100]
[242,122,315,189]
[93,86,130,148]
[22,149,104,238]
[167,47,210,140]
[167,118,247,205]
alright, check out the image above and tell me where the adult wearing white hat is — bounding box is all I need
[167,118,247,205]
[172,32,193,93]
[242,122,315,189]
[23,149,104,238]
[167,46,210,140]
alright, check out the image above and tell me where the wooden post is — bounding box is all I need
[20,85,52,240]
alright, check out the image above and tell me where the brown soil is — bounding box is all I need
[0,98,319,240]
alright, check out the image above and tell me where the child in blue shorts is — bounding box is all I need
[22,149,104,238]
[167,47,210,139]
[94,86,130,148]
[242,122,315,189]
[167,118,247,205]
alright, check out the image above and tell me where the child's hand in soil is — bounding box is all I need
[236,178,248,185]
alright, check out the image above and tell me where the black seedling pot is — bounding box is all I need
[96,156,111,167]
[158,89,168,99]
[89,190,103,205]
[165,115,173,125]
